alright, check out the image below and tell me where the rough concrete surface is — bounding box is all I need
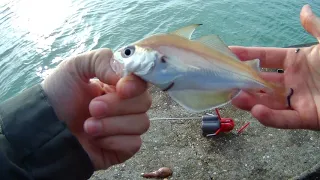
[90,80,320,180]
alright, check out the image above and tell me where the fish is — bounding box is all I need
[110,24,291,112]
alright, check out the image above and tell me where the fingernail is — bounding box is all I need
[89,101,108,118]
[84,119,102,136]
[305,5,312,16]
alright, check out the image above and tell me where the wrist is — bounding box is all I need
[40,80,67,123]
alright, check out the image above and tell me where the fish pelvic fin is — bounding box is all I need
[168,89,240,112]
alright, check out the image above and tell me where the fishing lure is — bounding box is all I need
[150,108,252,136]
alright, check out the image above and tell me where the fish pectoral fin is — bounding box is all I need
[196,35,240,61]
[157,81,175,91]
[170,24,202,39]
[168,89,240,112]
[243,58,261,71]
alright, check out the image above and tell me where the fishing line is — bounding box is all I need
[150,117,202,121]
[149,116,259,123]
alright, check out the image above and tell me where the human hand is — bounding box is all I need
[41,48,151,170]
[229,4,320,130]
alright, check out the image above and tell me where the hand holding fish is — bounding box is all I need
[41,48,151,170]
[229,4,320,130]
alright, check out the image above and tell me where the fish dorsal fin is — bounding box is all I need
[243,58,260,71]
[170,24,202,39]
[196,34,240,60]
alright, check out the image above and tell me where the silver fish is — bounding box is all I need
[111,24,288,112]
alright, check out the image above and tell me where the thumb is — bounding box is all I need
[70,48,120,85]
[300,4,320,42]
[69,48,149,99]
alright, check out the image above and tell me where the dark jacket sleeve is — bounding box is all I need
[0,84,94,180]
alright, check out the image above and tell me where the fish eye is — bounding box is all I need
[121,46,135,58]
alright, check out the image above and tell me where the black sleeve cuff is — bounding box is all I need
[0,84,94,179]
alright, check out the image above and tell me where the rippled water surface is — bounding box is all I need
[0,0,319,101]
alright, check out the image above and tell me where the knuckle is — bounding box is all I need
[101,119,120,136]
[140,113,150,133]
[95,48,113,57]
[131,137,142,153]
[100,120,109,134]
[142,92,152,110]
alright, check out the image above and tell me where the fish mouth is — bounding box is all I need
[110,56,125,77]
[162,82,175,91]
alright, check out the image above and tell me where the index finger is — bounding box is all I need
[116,74,148,99]
[229,46,292,69]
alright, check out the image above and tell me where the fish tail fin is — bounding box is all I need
[243,58,293,108]
[244,59,293,107]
